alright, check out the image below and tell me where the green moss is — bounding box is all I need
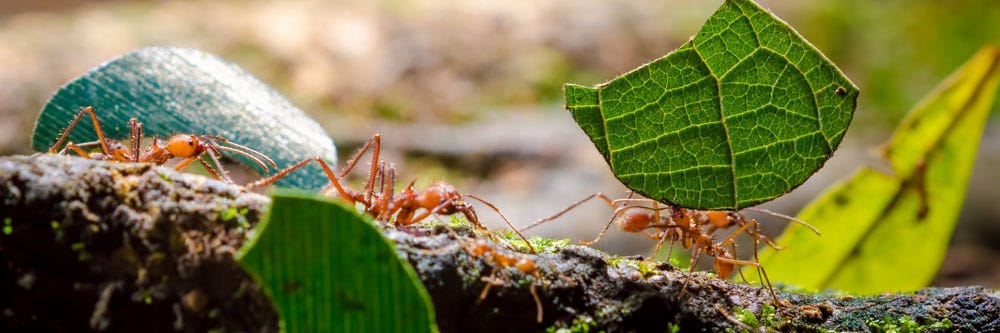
[497,230,571,254]
[547,315,598,333]
[606,255,660,277]
[866,315,953,333]
[50,220,64,241]
[730,303,783,332]
[70,241,91,261]
[218,206,251,229]
[220,207,238,221]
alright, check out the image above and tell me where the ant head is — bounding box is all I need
[107,140,128,159]
[514,257,537,274]
[165,134,202,157]
[469,239,492,257]
[417,181,463,210]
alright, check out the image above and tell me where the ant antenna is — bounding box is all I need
[519,192,616,233]
[465,194,536,254]
[746,207,820,236]
[204,136,278,172]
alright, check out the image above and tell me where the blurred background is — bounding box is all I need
[1,0,998,287]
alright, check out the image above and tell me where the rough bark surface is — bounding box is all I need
[1,155,998,332]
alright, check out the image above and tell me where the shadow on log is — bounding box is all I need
[1,154,997,332]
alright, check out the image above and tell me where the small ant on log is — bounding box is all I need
[246,133,537,253]
[467,238,544,323]
[48,106,277,182]
[519,193,819,298]
[423,226,544,323]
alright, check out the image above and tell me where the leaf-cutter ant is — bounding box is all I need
[246,133,537,253]
[519,193,819,299]
[48,106,277,182]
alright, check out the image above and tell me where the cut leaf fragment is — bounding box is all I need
[31,47,336,190]
[237,191,438,332]
[565,0,858,210]
[756,45,1000,294]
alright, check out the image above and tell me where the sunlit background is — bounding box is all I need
[1,0,998,287]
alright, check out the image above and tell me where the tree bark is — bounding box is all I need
[1,154,997,332]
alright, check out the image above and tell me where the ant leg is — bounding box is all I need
[529,283,543,323]
[649,229,677,261]
[338,133,382,178]
[196,158,228,182]
[244,157,357,201]
[519,192,616,232]
[467,194,536,254]
[129,118,142,163]
[747,222,779,300]
[63,142,94,159]
[714,303,756,332]
[375,162,396,222]
[336,134,383,204]
[49,106,112,156]
[173,156,200,172]
[580,213,619,246]
[478,267,500,302]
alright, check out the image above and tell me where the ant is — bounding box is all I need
[245,133,537,254]
[423,226,544,323]
[466,237,544,324]
[48,106,277,182]
[519,193,819,298]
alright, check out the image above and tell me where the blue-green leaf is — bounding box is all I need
[31,47,335,190]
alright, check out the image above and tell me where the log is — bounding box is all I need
[1,154,996,332]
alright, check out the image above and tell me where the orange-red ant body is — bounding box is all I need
[49,106,276,182]
[520,193,818,297]
[246,133,536,253]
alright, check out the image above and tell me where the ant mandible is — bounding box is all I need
[245,133,537,254]
[48,106,277,182]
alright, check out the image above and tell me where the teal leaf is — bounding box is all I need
[237,191,438,332]
[31,47,335,190]
[565,0,858,209]
[755,46,1000,293]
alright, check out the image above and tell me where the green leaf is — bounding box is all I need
[237,191,438,332]
[31,47,336,190]
[565,0,858,210]
[756,46,1000,294]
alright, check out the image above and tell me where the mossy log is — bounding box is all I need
[1,154,997,332]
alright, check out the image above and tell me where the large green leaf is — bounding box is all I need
[237,191,437,332]
[31,47,335,190]
[565,0,858,210]
[756,46,1000,294]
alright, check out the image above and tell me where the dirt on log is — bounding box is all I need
[1,154,998,332]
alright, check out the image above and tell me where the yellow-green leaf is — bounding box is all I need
[755,46,1000,294]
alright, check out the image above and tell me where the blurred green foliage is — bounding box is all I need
[779,0,1000,124]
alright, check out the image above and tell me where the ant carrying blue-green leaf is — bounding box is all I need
[48,106,277,183]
